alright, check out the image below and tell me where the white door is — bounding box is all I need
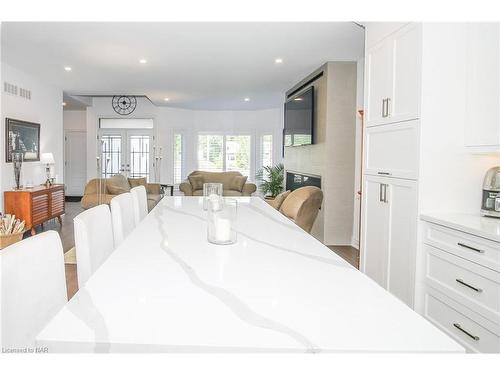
[99,130,154,181]
[360,175,390,287]
[389,23,422,123]
[386,178,418,307]
[64,131,87,196]
[365,39,392,127]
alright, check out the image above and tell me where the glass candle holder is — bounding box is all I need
[207,198,237,245]
[203,182,223,210]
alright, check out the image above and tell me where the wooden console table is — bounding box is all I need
[4,184,65,235]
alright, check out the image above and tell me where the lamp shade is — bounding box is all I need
[40,153,55,165]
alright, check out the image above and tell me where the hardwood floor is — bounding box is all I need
[328,245,360,269]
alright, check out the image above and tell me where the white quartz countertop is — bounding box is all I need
[420,213,500,242]
[37,197,463,353]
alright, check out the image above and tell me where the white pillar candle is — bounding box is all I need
[208,194,221,211]
[215,217,232,243]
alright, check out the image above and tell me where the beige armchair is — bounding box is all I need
[179,171,256,196]
[279,186,323,233]
[81,174,162,211]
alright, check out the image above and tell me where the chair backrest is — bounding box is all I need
[279,186,324,233]
[130,185,148,225]
[1,231,67,348]
[110,192,136,246]
[73,204,115,287]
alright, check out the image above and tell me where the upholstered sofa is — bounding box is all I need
[81,174,162,211]
[179,171,257,196]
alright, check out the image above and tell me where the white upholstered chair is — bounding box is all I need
[1,231,67,348]
[73,204,115,287]
[130,185,148,225]
[110,192,136,246]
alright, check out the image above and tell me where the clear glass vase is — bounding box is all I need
[207,198,237,245]
[12,152,23,190]
[203,182,223,210]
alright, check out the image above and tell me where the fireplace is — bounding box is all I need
[285,171,321,191]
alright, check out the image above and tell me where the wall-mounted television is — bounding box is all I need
[284,86,314,147]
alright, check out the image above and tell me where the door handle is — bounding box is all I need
[453,323,479,341]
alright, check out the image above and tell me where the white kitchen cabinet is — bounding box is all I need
[364,120,420,180]
[361,175,418,307]
[365,23,421,127]
[465,23,500,152]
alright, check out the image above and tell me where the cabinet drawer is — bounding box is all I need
[364,120,419,179]
[424,244,500,324]
[424,288,500,353]
[424,223,500,272]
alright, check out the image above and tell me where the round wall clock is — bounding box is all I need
[112,95,137,115]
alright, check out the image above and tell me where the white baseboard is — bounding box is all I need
[351,237,360,250]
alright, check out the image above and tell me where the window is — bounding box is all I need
[173,133,183,184]
[226,135,251,177]
[197,134,251,177]
[197,135,224,172]
[129,135,150,180]
[262,135,273,168]
[100,135,122,178]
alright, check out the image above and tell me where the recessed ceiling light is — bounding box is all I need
[275,58,283,64]
[244,98,250,102]
[164,98,169,102]
[139,59,147,64]
[62,102,67,106]
[64,66,72,71]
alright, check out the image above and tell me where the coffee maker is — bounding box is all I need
[481,166,500,218]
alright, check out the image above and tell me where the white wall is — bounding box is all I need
[85,97,283,183]
[351,58,364,249]
[1,63,63,210]
[63,110,87,131]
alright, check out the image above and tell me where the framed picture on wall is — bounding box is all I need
[5,118,41,162]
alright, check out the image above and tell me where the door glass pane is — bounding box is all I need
[198,135,223,172]
[129,135,150,181]
[226,135,251,177]
[262,135,273,168]
[173,134,183,184]
[100,135,121,178]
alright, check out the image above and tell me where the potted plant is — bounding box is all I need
[255,163,284,202]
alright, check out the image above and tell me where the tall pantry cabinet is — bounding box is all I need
[361,23,422,308]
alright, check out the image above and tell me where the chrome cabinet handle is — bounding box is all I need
[453,323,480,341]
[377,171,392,176]
[457,243,485,253]
[456,278,483,293]
[383,184,388,203]
[386,97,391,116]
[379,183,383,202]
[382,99,386,117]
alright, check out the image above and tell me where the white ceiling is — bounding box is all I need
[2,22,364,110]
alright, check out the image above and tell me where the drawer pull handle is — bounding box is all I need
[457,242,485,253]
[453,323,480,341]
[377,171,392,176]
[456,278,483,293]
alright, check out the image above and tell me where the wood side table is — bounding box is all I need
[4,184,65,235]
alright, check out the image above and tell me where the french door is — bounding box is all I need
[98,129,154,181]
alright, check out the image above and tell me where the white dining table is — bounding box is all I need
[36,196,463,352]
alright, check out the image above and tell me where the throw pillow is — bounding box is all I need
[128,177,147,188]
[270,190,291,210]
[188,175,205,191]
[228,175,248,192]
[107,174,131,195]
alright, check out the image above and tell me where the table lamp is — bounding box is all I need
[40,152,55,186]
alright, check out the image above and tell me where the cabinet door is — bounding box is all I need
[465,23,500,150]
[364,120,420,180]
[386,178,418,307]
[389,23,421,123]
[360,175,390,287]
[365,39,392,127]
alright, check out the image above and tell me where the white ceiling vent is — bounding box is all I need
[19,87,31,100]
[4,81,18,96]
